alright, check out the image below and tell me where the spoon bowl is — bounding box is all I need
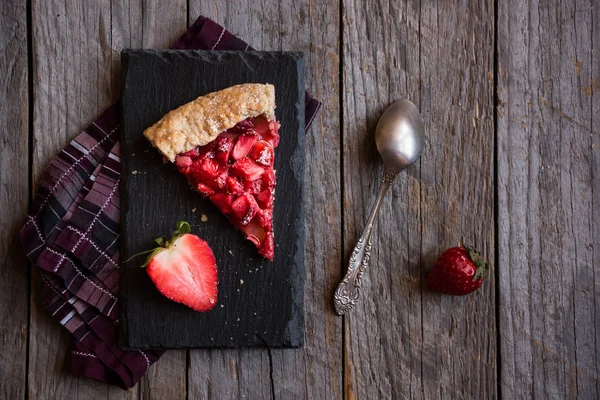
[375,99,425,173]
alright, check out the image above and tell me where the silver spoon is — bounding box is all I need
[334,99,425,316]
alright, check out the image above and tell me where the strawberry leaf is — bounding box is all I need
[466,245,489,281]
[177,221,191,234]
[123,221,192,267]
[123,248,158,263]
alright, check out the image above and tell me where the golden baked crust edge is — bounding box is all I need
[143,83,276,161]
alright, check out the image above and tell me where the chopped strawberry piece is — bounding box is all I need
[255,189,273,209]
[260,232,275,260]
[262,169,276,187]
[212,166,230,190]
[175,155,193,173]
[175,155,192,167]
[249,140,274,166]
[231,132,258,161]
[197,143,216,160]
[210,193,235,215]
[181,148,200,159]
[228,119,255,133]
[226,176,244,194]
[249,179,262,194]
[215,137,234,164]
[255,208,273,228]
[191,158,219,180]
[241,219,267,247]
[146,233,218,312]
[252,116,280,147]
[266,121,281,147]
[230,158,265,181]
[231,193,259,226]
[196,183,214,197]
[252,115,271,136]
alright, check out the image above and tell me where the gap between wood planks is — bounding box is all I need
[493,0,501,399]
[339,0,347,399]
[26,0,34,398]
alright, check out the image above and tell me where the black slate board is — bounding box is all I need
[119,50,305,349]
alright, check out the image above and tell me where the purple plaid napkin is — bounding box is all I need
[19,15,320,389]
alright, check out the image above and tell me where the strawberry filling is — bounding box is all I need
[174,115,280,260]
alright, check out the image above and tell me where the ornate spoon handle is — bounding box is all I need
[334,169,397,315]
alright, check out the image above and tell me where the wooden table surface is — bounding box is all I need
[1,0,598,399]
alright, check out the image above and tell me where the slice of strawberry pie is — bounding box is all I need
[143,84,279,260]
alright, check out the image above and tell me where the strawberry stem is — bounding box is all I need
[122,221,192,267]
[123,248,158,263]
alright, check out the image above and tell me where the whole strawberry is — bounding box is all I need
[427,245,488,295]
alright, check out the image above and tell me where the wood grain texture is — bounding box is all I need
[29,1,125,398]
[0,1,29,399]
[497,0,599,398]
[418,1,496,399]
[188,1,343,398]
[342,0,496,398]
[16,0,600,398]
[341,0,423,398]
[30,0,186,398]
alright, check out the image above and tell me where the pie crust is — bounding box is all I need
[144,83,276,161]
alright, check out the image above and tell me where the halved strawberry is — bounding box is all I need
[230,158,265,181]
[231,132,258,161]
[126,221,218,312]
[215,137,234,164]
[231,193,259,226]
[249,140,274,166]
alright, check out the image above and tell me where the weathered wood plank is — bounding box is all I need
[0,1,29,399]
[341,0,423,398]
[593,2,600,397]
[187,1,343,399]
[263,2,343,399]
[342,0,496,398]
[30,1,186,398]
[498,0,599,398]
[418,1,496,398]
[29,1,128,398]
